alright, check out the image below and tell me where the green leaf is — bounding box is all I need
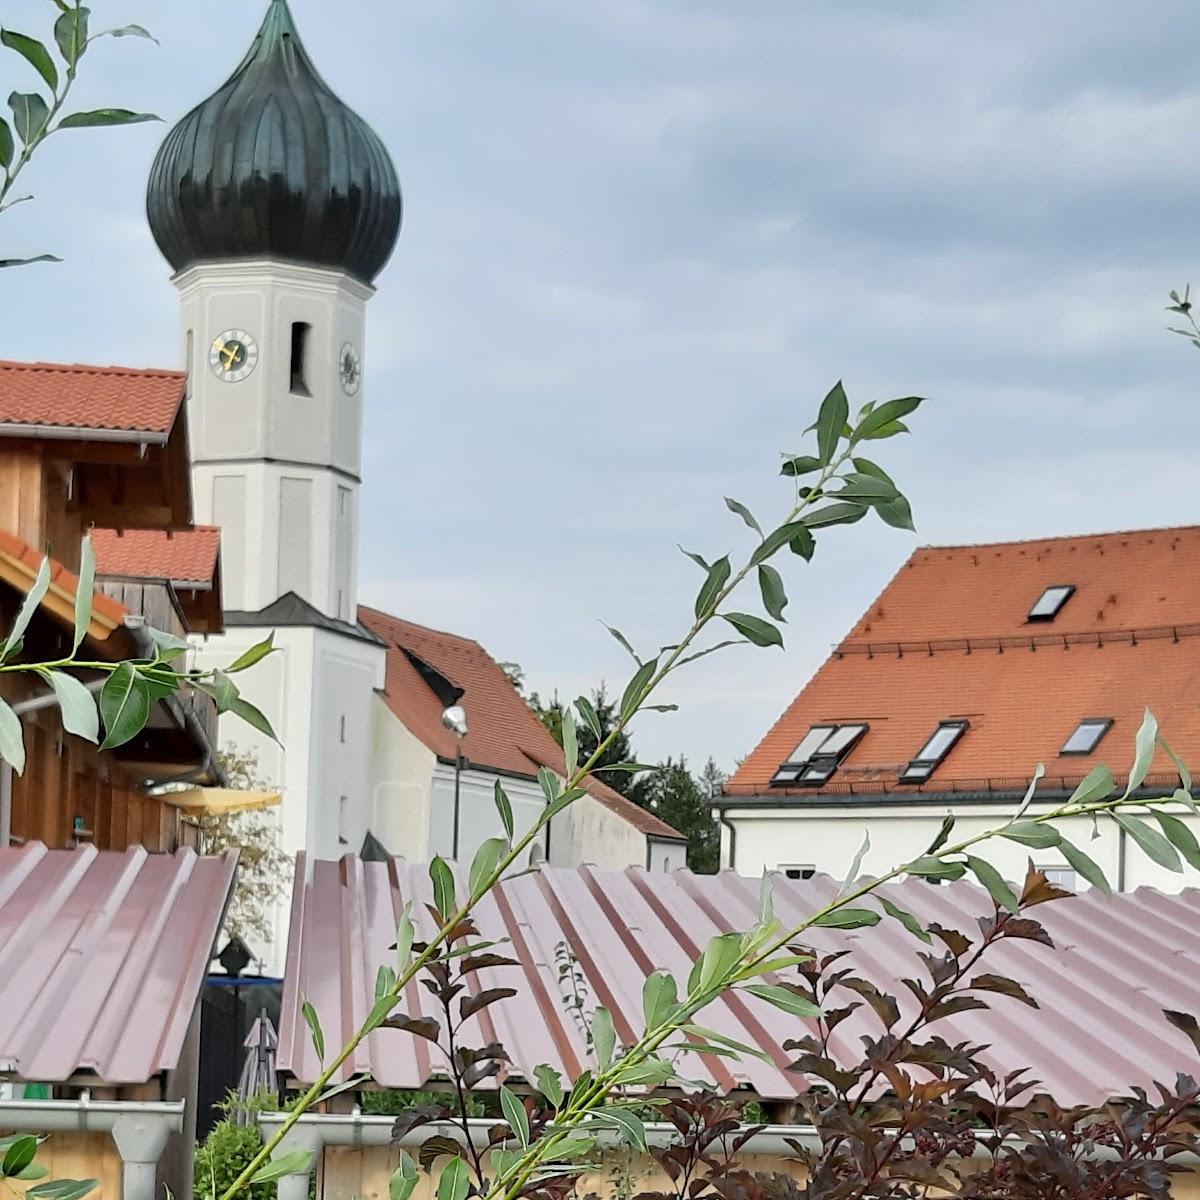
[533,1063,564,1108]
[789,526,816,561]
[2,31,58,91]
[642,969,677,1031]
[0,697,24,774]
[694,555,731,620]
[1059,839,1110,895]
[26,1183,97,1200]
[375,964,397,1001]
[850,456,897,486]
[301,999,324,1062]
[468,836,507,897]
[592,1005,616,1067]
[53,7,88,66]
[679,546,711,571]
[57,108,159,129]
[145,626,189,663]
[724,496,762,536]
[595,1107,647,1151]
[965,856,1019,913]
[803,501,868,529]
[879,895,931,943]
[614,1057,675,1085]
[757,564,787,622]
[4,554,50,659]
[436,1159,469,1200]
[855,396,922,441]
[389,1153,419,1200]
[816,380,849,465]
[229,695,277,742]
[15,1165,48,1182]
[98,663,151,750]
[248,1151,312,1185]
[758,868,775,925]
[575,695,603,741]
[0,117,11,168]
[680,1024,772,1062]
[2,1136,37,1178]
[741,982,822,1018]
[430,856,456,918]
[836,474,897,501]
[861,418,910,440]
[493,780,514,840]
[560,706,578,777]
[721,612,782,649]
[906,856,965,880]
[1158,734,1192,793]
[926,815,955,855]
[94,23,157,42]
[8,91,49,145]
[694,930,744,992]
[780,454,822,477]
[1115,812,1181,871]
[603,624,640,664]
[811,907,880,929]
[71,534,95,653]
[394,905,414,970]
[499,1084,529,1148]
[620,657,658,720]
[0,254,61,268]
[874,495,916,532]
[750,520,809,566]
[839,831,871,896]
[537,765,562,803]
[1003,820,1062,850]
[228,634,275,672]
[47,671,98,742]
[1154,812,1200,870]
[1068,763,1114,807]
[1122,708,1158,799]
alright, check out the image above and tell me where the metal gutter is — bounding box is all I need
[0,423,168,445]
[717,784,1197,811]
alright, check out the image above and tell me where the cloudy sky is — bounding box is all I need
[4,1,1199,773]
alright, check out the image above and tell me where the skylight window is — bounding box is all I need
[900,720,969,783]
[1061,718,1112,756]
[1028,584,1075,622]
[770,723,868,786]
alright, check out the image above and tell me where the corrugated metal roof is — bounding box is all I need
[0,842,236,1083]
[279,856,1200,1107]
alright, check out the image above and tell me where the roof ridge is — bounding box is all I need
[917,523,1200,554]
[358,603,487,651]
[0,358,185,379]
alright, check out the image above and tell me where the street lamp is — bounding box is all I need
[441,705,468,859]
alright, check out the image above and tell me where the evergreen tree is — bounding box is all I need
[634,756,722,874]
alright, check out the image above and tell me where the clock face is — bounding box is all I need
[209,328,259,383]
[339,342,362,395]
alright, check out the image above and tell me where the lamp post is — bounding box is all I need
[441,705,468,860]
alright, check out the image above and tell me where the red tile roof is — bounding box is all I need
[0,360,185,438]
[0,529,127,629]
[728,526,1200,798]
[281,856,1200,1106]
[0,842,236,1083]
[93,526,221,586]
[359,606,682,840]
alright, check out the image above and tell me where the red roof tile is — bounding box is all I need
[0,529,127,628]
[728,526,1200,797]
[359,606,682,840]
[93,526,220,586]
[280,856,1200,1106]
[0,360,185,438]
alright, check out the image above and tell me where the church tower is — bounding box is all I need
[145,0,401,969]
[146,0,400,619]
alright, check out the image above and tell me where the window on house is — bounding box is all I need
[900,720,969,783]
[339,715,347,744]
[770,723,868,786]
[1061,718,1112,755]
[782,864,817,880]
[290,322,312,395]
[1028,584,1075,621]
[1036,865,1077,892]
[185,329,194,397]
[338,794,349,845]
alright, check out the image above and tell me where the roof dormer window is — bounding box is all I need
[1061,718,1112,756]
[770,723,868,786]
[900,720,968,783]
[1028,584,1075,622]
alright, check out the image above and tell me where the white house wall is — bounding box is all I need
[369,697,437,860]
[722,803,1200,893]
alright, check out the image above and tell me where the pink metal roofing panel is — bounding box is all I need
[279,856,1200,1107]
[0,842,237,1083]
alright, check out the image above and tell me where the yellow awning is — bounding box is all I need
[163,787,282,816]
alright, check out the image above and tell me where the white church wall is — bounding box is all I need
[550,790,649,869]
[427,764,548,865]
[369,697,437,859]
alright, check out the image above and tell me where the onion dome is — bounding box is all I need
[146,0,401,285]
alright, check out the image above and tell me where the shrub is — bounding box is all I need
[194,1121,277,1200]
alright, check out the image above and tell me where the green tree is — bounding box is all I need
[633,756,721,873]
[526,682,640,798]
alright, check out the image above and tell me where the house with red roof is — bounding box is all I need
[720,526,1200,893]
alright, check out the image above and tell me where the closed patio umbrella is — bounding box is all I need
[235,1009,279,1125]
